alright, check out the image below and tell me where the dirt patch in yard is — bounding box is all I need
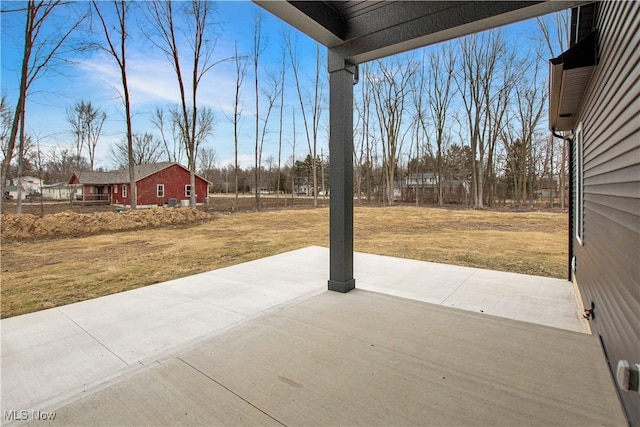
[0,195,329,242]
[1,207,213,242]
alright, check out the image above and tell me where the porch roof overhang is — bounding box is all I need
[549,30,598,131]
[254,0,590,65]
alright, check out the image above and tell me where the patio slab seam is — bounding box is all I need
[438,267,480,305]
[0,325,86,358]
[57,309,130,365]
[175,357,287,426]
[56,288,198,331]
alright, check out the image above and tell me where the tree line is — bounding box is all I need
[1,1,569,214]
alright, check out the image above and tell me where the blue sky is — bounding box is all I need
[1,1,562,171]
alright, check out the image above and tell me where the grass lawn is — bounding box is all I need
[0,206,567,318]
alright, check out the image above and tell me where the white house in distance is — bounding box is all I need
[4,176,41,200]
[41,182,74,200]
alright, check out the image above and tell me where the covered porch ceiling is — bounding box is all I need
[255,0,590,64]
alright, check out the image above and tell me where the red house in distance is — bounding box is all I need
[69,162,211,207]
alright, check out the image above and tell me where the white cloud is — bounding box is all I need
[76,49,242,114]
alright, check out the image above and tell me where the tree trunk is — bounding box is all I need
[122,50,136,209]
[1,3,32,214]
[561,138,566,210]
[190,169,196,207]
[437,144,443,207]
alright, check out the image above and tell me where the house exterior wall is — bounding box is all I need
[135,164,208,206]
[69,175,85,201]
[71,165,209,206]
[111,183,123,205]
[111,182,132,206]
[41,185,73,200]
[572,2,639,423]
[5,177,41,199]
[80,185,108,202]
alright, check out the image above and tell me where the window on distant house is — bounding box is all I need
[123,184,127,198]
[157,184,164,197]
[575,123,584,245]
[185,185,191,197]
[114,184,118,194]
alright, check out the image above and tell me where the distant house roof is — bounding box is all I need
[69,162,212,185]
[20,176,41,183]
[407,173,437,180]
[71,170,123,185]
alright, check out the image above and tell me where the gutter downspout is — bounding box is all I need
[552,128,574,282]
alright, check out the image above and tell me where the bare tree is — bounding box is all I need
[409,55,427,206]
[276,44,287,207]
[483,49,519,207]
[66,103,84,166]
[354,88,365,203]
[0,1,84,213]
[359,63,373,202]
[198,146,217,184]
[252,11,267,210]
[308,44,325,204]
[66,100,106,170]
[426,44,456,206]
[456,30,508,209]
[45,147,89,183]
[291,107,296,200]
[16,134,35,213]
[170,104,215,181]
[151,107,184,164]
[536,11,570,60]
[370,57,417,205]
[355,63,382,203]
[286,33,325,206]
[145,0,221,208]
[111,133,162,168]
[33,138,45,216]
[1,96,14,162]
[251,11,266,211]
[228,41,247,211]
[255,72,282,199]
[513,61,547,207]
[538,10,570,209]
[92,0,136,208]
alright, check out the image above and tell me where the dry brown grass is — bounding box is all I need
[0,206,567,318]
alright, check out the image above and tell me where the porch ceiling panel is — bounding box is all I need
[551,65,596,131]
[255,1,591,64]
[330,1,389,20]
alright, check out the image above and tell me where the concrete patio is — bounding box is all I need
[1,246,626,426]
